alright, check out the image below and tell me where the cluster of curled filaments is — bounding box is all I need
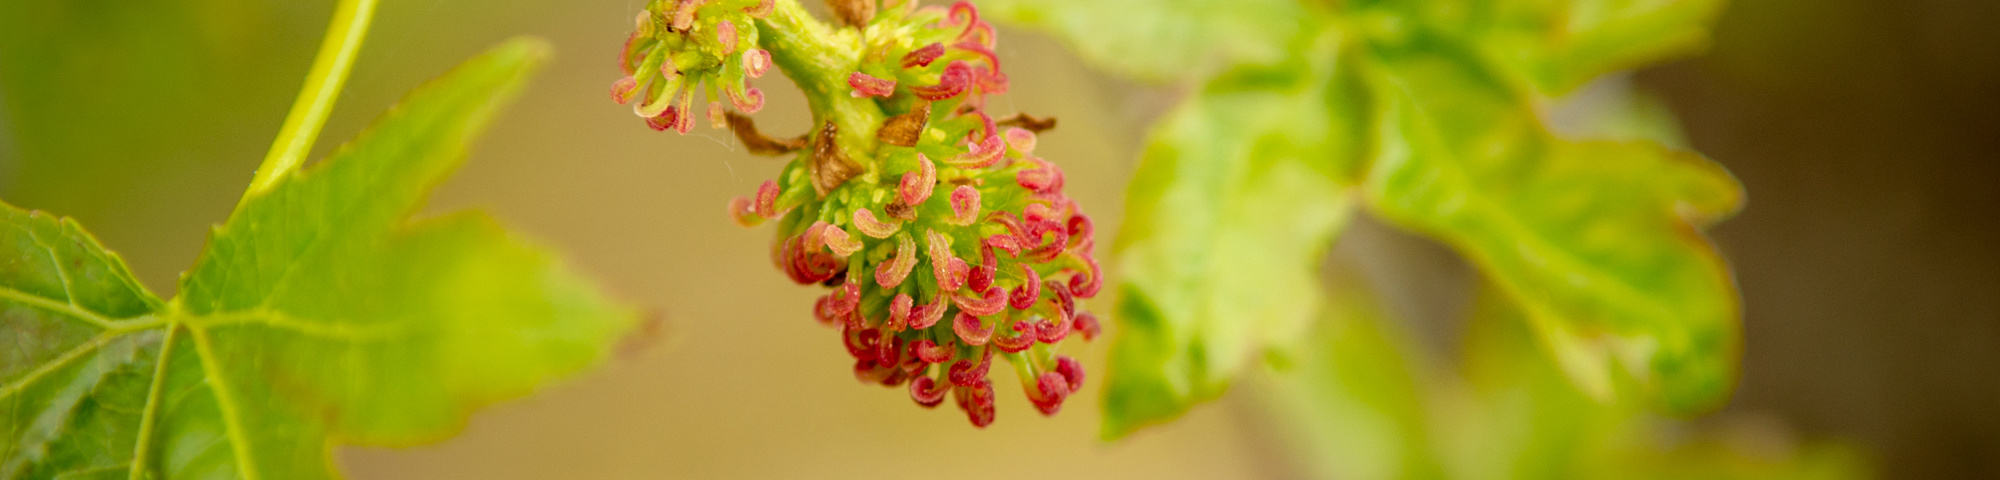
[614,0,774,133]
[613,0,1100,427]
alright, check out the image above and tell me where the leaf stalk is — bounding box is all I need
[243,0,381,202]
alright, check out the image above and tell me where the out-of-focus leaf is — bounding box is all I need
[2,38,639,480]
[1544,74,1690,148]
[1488,0,1728,95]
[1001,0,1748,438]
[1250,282,1869,480]
[1359,41,1742,413]
[1453,285,1644,480]
[1248,269,1444,480]
[1453,288,1870,480]
[974,0,1323,82]
[1102,46,1368,439]
[1358,0,1726,94]
[1590,437,1875,480]
[0,203,168,480]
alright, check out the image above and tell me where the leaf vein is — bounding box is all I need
[0,332,123,401]
[126,325,178,480]
[186,327,261,480]
[0,287,114,330]
[21,226,79,309]
[195,310,404,341]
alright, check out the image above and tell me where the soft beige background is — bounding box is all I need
[6,0,1999,477]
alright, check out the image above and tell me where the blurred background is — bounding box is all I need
[0,0,1994,478]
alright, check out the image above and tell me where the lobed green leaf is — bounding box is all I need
[991,0,1745,435]
[1256,285,1867,480]
[1360,41,1742,413]
[2,38,639,480]
[1486,0,1728,95]
[1102,47,1368,439]
[1,204,167,480]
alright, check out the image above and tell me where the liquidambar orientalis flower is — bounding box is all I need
[612,0,1101,427]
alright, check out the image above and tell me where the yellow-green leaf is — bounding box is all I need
[975,0,1322,82]
[1458,287,1867,480]
[2,38,639,480]
[1360,43,1742,413]
[1103,48,1367,439]
[1247,269,1443,480]
[1493,0,1728,94]
[1365,0,1728,94]
[1254,282,1869,480]
[0,204,167,480]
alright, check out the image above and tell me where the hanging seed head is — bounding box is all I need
[626,0,1102,428]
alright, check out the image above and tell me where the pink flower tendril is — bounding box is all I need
[848,72,897,97]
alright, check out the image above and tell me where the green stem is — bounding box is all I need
[242,0,381,201]
[757,0,886,169]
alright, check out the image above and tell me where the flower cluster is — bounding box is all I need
[615,0,1100,428]
[612,0,774,132]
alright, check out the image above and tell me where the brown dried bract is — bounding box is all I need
[877,101,932,147]
[996,112,1058,133]
[810,122,864,195]
[725,112,807,155]
[884,202,917,221]
[825,0,875,29]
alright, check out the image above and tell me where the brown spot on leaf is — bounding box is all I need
[725,111,806,155]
